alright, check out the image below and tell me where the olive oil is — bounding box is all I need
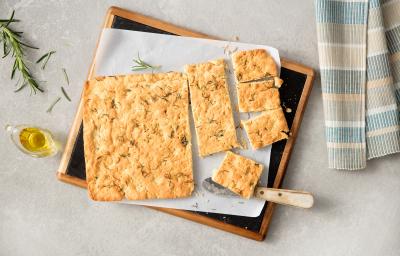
[5,125,59,157]
[19,127,49,152]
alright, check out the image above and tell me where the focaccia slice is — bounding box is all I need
[232,49,278,83]
[212,151,263,199]
[242,108,289,149]
[185,59,239,157]
[83,72,194,201]
[237,80,281,112]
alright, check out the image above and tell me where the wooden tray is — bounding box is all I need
[57,6,314,241]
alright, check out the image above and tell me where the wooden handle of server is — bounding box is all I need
[254,187,314,208]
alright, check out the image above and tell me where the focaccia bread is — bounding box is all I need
[83,72,194,201]
[232,49,278,82]
[212,151,263,199]
[185,59,239,157]
[237,80,281,112]
[242,108,289,149]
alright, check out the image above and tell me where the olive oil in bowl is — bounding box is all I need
[5,125,60,158]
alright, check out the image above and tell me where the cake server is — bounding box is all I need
[202,177,314,209]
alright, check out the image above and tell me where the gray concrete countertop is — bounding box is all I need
[1,1,400,255]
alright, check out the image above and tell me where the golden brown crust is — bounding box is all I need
[237,80,281,112]
[242,108,289,149]
[185,59,239,157]
[83,72,194,201]
[212,151,263,199]
[232,49,278,82]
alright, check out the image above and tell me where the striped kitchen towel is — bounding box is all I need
[315,0,400,170]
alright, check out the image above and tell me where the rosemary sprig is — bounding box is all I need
[0,10,42,94]
[61,86,71,102]
[46,97,61,113]
[36,50,55,70]
[131,53,160,71]
[62,68,69,85]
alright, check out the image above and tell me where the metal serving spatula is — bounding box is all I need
[202,177,314,209]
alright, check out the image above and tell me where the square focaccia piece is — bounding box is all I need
[237,80,281,112]
[185,59,239,157]
[232,49,278,83]
[212,151,263,199]
[242,108,289,149]
[83,72,194,201]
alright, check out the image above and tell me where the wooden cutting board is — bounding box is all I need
[56,6,315,241]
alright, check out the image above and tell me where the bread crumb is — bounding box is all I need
[274,77,284,88]
[240,137,248,150]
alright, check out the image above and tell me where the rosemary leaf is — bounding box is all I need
[46,97,61,113]
[131,66,150,71]
[19,41,38,50]
[14,82,27,92]
[0,18,19,23]
[36,52,49,63]
[11,59,17,79]
[13,31,23,37]
[36,50,55,70]
[62,68,69,85]
[3,38,10,57]
[61,86,71,102]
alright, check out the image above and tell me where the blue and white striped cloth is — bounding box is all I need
[316,0,400,170]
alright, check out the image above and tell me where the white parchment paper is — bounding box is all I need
[94,29,281,217]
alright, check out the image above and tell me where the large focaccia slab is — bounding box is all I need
[83,72,194,201]
[237,80,281,112]
[212,151,263,199]
[242,108,289,149]
[185,59,239,157]
[232,49,278,83]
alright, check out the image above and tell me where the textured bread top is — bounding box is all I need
[242,108,289,149]
[83,72,194,201]
[185,59,239,157]
[212,151,263,199]
[232,49,278,83]
[237,80,281,112]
